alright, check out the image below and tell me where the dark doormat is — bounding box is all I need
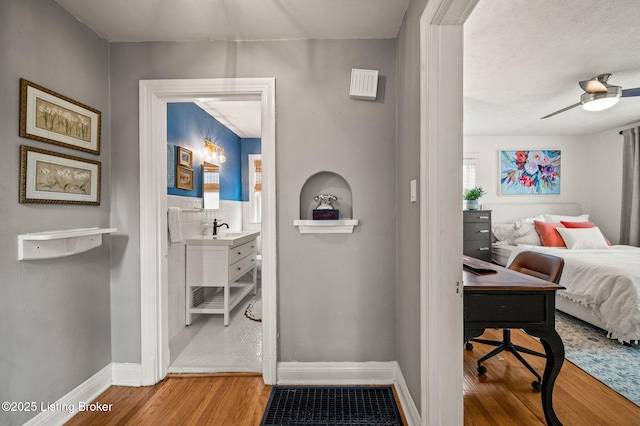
[260,386,403,426]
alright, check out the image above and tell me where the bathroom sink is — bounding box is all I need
[217,232,247,239]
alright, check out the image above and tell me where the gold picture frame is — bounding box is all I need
[19,78,101,155]
[176,165,194,190]
[177,146,193,167]
[19,145,101,205]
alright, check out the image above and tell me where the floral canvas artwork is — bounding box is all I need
[35,160,93,195]
[20,79,101,155]
[500,150,561,195]
[35,97,92,143]
[20,145,101,205]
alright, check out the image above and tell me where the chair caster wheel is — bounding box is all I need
[532,381,541,392]
[477,365,487,376]
[465,342,473,350]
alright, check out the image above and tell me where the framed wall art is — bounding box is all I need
[167,143,176,187]
[177,146,193,167]
[19,145,101,205]
[19,79,101,155]
[500,150,561,195]
[176,165,194,190]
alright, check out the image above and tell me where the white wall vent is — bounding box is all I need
[349,69,379,101]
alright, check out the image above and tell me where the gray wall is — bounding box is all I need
[0,0,111,424]
[396,0,428,413]
[110,39,398,362]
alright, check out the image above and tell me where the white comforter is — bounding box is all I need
[507,245,640,343]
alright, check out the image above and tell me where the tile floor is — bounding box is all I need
[168,292,262,373]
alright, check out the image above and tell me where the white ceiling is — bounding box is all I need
[54,0,640,137]
[54,0,410,137]
[54,0,410,42]
[464,0,640,136]
[195,100,262,138]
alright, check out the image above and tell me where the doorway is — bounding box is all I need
[165,101,263,373]
[138,78,277,385]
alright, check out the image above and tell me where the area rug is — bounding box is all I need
[556,311,640,406]
[260,386,402,426]
[245,298,262,322]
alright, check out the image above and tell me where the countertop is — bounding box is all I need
[186,231,260,247]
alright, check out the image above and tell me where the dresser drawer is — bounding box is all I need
[463,240,491,262]
[229,252,257,282]
[463,222,491,241]
[229,240,258,264]
[463,211,491,223]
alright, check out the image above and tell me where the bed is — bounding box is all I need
[484,202,640,343]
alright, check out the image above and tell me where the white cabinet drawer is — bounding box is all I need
[186,246,227,286]
[229,253,257,282]
[229,240,257,264]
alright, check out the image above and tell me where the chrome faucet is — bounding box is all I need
[212,218,229,236]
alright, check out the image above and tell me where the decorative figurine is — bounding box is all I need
[314,194,337,210]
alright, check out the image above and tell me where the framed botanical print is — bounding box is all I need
[500,149,561,195]
[19,145,101,205]
[19,79,101,155]
[178,146,193,167]
[176,165,194,190]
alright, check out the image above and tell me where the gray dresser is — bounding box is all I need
[463,210,492,262]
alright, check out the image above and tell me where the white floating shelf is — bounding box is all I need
[18,227,117,260]
[293,219,359,234]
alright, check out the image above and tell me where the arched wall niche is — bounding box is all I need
[299,171,353,220]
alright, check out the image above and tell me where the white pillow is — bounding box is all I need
[556,227,609,249]
[514,230,543,246]
[513,215,545,246]
[544,213,589,223]
[514,215,545,229]
[492,224,517,244]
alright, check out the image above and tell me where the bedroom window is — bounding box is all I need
[463,153,479,190]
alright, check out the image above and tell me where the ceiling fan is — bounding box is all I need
[541,73,640,119]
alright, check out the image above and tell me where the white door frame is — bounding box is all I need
[138,78,277,385]
[420,0,478,424]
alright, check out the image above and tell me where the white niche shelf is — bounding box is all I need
[18,227,117,260]
[293,219,359,234]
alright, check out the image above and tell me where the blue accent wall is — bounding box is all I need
[241,138,262,201]
[167,103,242,201]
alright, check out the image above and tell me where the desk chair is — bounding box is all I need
[466,251,564,391]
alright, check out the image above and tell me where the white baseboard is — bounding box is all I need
[277,361,397,384]
[23,363,112,426]
[393,363,421,426]
[112,363,142,386]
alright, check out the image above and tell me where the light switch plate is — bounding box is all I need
[410,179,417,203]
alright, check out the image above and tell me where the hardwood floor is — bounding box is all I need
[65,374,271,426]
[464,328,640,425]
[67,334,640,425]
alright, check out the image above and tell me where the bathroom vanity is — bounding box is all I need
[185,232,259,326]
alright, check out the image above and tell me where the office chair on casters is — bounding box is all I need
[466,251,564,392]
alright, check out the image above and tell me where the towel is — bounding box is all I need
[167,207,183,243]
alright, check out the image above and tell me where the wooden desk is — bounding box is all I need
[463,256,565,426]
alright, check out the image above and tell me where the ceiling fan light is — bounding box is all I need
[580,88,621,112]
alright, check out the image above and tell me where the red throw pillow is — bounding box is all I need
[560,221,595,228]
[561,221,611,245]
[534,221,565,247]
